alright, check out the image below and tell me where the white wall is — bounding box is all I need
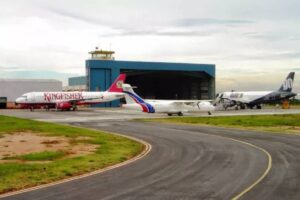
[0,79,62,102]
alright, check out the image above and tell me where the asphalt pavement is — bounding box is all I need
[1,109,300,200]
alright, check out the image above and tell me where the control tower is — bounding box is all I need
[89,47,115,60]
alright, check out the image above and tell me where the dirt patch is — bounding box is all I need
[0,132,98,162]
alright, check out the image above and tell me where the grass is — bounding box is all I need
[0,115,144,194]
[140,114,300,134]
[3,151,66,161]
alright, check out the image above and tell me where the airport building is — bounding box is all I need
[63,76,87,91]
[0,79,62,109]
[86,49,216,107]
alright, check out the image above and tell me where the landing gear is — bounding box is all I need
[208,111,212,115]
[71,106,77,111]
[256,105,262,109]
[240,104,246,109]
[168,113,172,116]
[30,106,34,112]
[177,112,183,116]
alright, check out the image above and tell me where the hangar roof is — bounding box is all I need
[86,60,215,77]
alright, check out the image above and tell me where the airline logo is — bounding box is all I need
[230,92,243,98]
[116,80,123,88]
[44,92,83,102]
[282,78,293,90]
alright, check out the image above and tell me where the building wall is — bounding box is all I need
[0,79,62,103]
[86,60,215,107]
[68,76,86,86]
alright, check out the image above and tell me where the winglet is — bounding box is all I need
[107,74,126,92]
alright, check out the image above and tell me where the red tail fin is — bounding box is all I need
[107,74,126,92]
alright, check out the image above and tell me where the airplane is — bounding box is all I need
[122,83,215,116]
[215,72,296,110]
[15,74,126,111]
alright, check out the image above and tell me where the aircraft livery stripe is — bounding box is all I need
[123,91,155,113]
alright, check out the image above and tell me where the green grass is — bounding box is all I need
[141,114,300,134]
[3,151,66,161]
[0,115,144,194]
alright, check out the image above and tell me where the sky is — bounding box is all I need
[0,0,300,92]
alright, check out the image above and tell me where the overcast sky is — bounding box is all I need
[0,0,300,92]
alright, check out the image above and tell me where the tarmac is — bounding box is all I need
[1,108,300,199]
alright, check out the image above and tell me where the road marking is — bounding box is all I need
[180,128,273,200]
[230,138,272,200]
[0,130,152,199]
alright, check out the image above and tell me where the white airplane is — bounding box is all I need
[122,84,215,116]
[215,72,296,110]
[15,74,126,111]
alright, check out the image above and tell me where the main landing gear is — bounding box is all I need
[167,112,183,116]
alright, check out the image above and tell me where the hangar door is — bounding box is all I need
[121,70,211,100]
[0,97,7,109]
[89,68,113,107]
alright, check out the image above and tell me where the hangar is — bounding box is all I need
[86,50,215,107]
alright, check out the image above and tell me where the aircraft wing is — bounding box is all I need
[146,99,213,104]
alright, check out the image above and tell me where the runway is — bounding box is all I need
[1,109,300,199]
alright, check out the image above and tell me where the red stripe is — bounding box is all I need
[129,95,149,113]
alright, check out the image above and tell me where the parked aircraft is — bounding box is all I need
[215,72,296,110]
[122,84,215,116]
[15,74,126,111]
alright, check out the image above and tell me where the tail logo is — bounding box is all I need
[116,80,124,88]
[282,78,293,90]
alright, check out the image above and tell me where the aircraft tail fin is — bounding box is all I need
[107,74,126,92]
[122,84,140,104]
[122,84,155,113]
[278,72,295,92]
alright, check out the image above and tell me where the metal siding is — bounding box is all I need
[90,68,115,107]
[68,76,86,86]
[111,68,121,107]
[87,60,215,77]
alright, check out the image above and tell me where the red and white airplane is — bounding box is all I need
[15,74,126,111]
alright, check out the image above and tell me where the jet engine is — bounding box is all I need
[55,102,72,110]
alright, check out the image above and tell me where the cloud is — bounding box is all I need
[1,0,300,93]
[288,67,300,71]
[101,18,253,37]
[100,28,215,37]
[174,18,254,27]
[45,7,105,26]
[216,72,297,93]
[232,51,300,60]
[244,32,300,42]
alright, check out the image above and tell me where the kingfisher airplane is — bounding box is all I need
[215,72,296,110]
[15,74,126,111]
[122,84,215,116]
